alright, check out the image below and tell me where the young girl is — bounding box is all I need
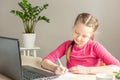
[41,13,120,74]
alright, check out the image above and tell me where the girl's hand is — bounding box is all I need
[69,65,89,74]
[54,65,68,75]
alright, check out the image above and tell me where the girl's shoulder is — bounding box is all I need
[57,40,72,48]
[61,40,73,45]
[64,40,73,43]
[88,40,101,46]
[56,40,73,50]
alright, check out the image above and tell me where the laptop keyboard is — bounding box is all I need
[22,66,58,80]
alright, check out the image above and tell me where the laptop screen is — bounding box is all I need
[0,37,22,80]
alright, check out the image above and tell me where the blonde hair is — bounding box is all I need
[66,13,99,61]
[74,13,99,31]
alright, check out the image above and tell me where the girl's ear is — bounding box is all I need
[90,32,95,40]
[90,35,94,40]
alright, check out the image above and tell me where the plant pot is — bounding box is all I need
[22,33,36,48]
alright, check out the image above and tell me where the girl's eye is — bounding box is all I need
[83,35,87,38]
[75,30,79,34]
[83,35,90,38]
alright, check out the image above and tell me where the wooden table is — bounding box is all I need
[0,56,116,80]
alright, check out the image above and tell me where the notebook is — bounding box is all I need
[0,36,57,80]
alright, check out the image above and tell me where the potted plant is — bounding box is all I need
[115,70,120,80]
[10,0,50,48]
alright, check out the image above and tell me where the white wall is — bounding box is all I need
[0,0,120,65]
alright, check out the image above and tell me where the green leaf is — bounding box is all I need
[10,0,50,33]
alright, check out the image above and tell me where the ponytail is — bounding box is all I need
[66,41,75,61]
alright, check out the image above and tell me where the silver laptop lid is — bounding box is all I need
[0,36,22,80]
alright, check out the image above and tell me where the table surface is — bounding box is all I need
[0,56,116,80]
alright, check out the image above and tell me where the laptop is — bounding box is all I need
[0,36,57,80]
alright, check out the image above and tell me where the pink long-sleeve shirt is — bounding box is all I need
[44,40,120,68]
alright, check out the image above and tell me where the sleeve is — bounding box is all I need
[93,42,120,66]
[43,40,72,62]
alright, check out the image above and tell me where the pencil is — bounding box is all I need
[56,54,63,66]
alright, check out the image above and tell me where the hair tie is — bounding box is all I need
[85,15,92,24]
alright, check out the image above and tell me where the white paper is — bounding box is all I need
[58,72,77,79]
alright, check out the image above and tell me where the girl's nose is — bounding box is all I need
[77,36,82,41]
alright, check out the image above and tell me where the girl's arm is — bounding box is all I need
[94,41,120,66]
[41,59,68,74]
[69,65,120,74]
[41,59,58,71]
[40,40,71,74]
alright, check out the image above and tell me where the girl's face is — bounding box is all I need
[72,23,94,46]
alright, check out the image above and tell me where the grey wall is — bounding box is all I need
[0,0,120,65]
